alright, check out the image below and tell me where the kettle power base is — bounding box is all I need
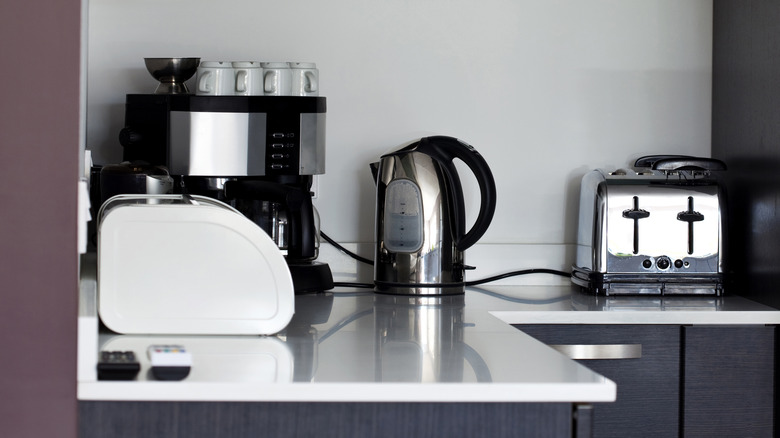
[373,281,466,296]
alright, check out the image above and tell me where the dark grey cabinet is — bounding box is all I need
[514,324,775,438]
[682,326,775,437]
[79,401,590,438]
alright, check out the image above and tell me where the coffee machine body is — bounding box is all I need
[120,94,326,177]
[119,94,332,293]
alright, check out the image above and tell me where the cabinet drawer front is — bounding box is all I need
[514,325,680,438]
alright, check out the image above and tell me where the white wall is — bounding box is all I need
[87,0,712,282]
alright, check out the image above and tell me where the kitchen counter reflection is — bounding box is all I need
[373,295,488,383]
[284,293,491,385]
[79,275,780,402]
[79,286,615,402]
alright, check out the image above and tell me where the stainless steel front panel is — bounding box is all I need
[603,184,721,273]
[300,113,326,175]
[170,111,267,176]
[169,110,325,176]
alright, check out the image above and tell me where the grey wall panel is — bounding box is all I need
[712,0,780,308]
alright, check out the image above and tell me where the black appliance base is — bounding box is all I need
[289,261,334,294]
[571,266,724,296]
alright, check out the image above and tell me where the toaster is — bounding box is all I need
[571,155,727,296]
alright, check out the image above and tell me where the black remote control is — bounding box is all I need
[97,351,141,381]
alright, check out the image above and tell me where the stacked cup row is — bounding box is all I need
[196,61,319,96]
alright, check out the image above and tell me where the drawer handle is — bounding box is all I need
[549,344,642,360]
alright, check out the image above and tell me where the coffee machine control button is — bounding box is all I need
[272,143,284,149]
[272,154,284,159]
[272,133,285,138]
[271,164,285,170]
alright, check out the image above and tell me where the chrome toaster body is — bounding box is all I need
[572,158,726,296]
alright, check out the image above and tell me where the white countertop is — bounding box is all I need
[77,257,780,403]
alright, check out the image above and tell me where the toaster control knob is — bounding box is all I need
[656,256,671,270]
[642,259,653,269]
[674,259,684,269]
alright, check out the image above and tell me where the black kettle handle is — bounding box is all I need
[417,136,497,251]
[223,180,315,260]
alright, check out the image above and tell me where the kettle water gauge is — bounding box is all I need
[383,179,424,253]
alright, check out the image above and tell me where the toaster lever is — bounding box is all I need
[622,196,650,254]
[677,196,704,254]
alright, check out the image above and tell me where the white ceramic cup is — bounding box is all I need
[196,61,235,96]
[232,61,263,96]
[261,62,292,96]
[289,62,319,96]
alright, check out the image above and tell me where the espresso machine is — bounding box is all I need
[117,91,333,293]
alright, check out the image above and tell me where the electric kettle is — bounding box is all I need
[372,136,497,295]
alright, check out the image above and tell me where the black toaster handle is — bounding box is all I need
[634,155,694,168]
[651,157,727,172]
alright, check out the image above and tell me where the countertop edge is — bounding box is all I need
[78,380,617,403]
[491,310,780,325]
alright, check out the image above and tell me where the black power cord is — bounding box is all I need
[320,231,374,266]
[319,230,571,289]
[465,268,570,286]
[332,282,375,289]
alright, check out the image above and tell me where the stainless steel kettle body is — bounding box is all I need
[373,136,497,295]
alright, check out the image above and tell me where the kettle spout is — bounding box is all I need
[369,161,379,185]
